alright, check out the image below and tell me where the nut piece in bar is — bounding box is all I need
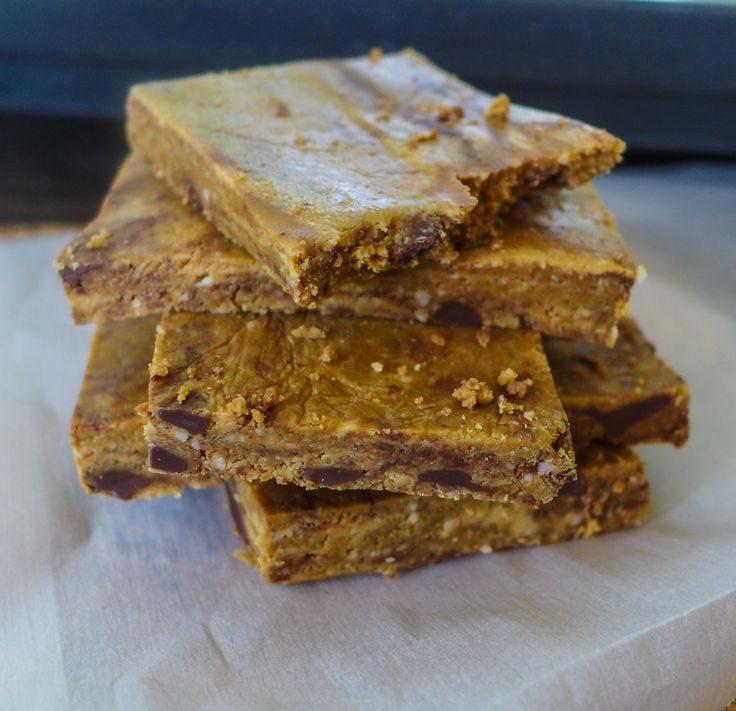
[127,49,624,305]
[227,444,650,583]
[70,315,214,500]
[146,312,576,505]
[56,156,635,346]
[546,318,690,447]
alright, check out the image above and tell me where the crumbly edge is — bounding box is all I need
[59,236,632,347]
[455,143,624,244]
[57,253,297,324]
[127,95,460,306]
[145,415,576,506]
[229,447,648,583]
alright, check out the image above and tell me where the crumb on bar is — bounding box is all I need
[85,228,110,249]
[371,361,384,373]
[497,393,523,415]
[497,368,532,398]
[452,378,494,409]
[497,368,518,386]
[149,360,170,378]
[225,394,249,417]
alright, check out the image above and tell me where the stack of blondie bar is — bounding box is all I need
[56,50,689,583]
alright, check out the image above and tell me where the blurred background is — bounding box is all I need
[1,0,735,225]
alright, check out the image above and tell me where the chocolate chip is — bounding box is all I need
[86,469,150,500]
[418,468,487,492]
[581,394,672,438]
[430,301,482,328]
[149,445,188,473]
[301,466,365,486]
[158,408,210,435]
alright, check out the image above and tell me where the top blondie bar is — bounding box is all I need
[127,48,625,306]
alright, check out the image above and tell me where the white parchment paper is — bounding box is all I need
[1,164,735,710]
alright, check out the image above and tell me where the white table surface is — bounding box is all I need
[1,163,735,711]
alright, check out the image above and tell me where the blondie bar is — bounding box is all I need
[146,312,575,505]
[127,49,624,305]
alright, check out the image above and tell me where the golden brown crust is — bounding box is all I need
[228,443,649,583]
[146,312,575,505]
[56,155,634,345]
[126,49,624,305]
[546,318,690,447]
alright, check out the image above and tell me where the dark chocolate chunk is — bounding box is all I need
[391,215,444,262]
[557,476,587,498]
[158,408,210,435]
[301,466,365,486]
[58,264,95,291]
[430,301,482,328]
[149,445,188,473]
[86,469,150,500]
[418,468,487,492]
[581,394,673,438]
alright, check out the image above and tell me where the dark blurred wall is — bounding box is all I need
[3,0,735,154]
[1,0,734,222]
